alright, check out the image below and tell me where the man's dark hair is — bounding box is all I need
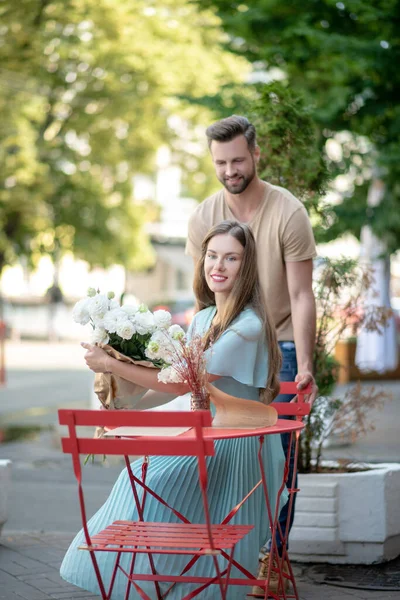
[206,115,257,150]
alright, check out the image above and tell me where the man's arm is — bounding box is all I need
[286,259,318,405]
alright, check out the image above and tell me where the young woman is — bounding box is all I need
[61,220,286,599]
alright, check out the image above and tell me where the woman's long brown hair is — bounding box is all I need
[193,220,282,402]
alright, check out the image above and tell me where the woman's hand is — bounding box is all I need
[81,342,112,373]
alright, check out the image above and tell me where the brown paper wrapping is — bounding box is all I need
[92,345,157,438]
[94,344,157,410]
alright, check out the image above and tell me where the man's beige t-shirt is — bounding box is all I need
[185,181,317,341]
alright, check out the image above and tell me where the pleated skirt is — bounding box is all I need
[60,434,287,599]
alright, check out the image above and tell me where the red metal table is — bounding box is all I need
[187,420,303,599]
[117,419,305,600]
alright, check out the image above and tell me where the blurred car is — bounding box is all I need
[151,298,195,331]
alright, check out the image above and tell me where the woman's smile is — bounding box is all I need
[211,274,228,282]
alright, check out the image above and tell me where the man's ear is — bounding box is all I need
[253,145,261,163]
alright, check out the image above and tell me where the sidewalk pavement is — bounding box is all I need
[1,532,400,600]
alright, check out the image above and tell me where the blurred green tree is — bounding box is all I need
[0,0,247,276]
[195,0,400,251]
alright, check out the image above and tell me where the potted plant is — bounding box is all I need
[291,257,400,564]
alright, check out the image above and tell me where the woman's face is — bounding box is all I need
[204,233,244,298]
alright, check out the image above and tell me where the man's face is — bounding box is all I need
[210,135,260,194]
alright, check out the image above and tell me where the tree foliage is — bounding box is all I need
[0,0,247,274]
[251,84,328,197]
[195,0,400,251]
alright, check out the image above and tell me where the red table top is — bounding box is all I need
[180,419,304,441]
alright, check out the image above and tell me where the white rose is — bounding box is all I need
[149,329,168,344]
[121,304,139,318]
[146,330,177,362]
[90,327,110,345]
[145,340,161,360]
[72,298,91,325]
[134,310,155,335]
[103,308,128,334]
[168,324,185,341]
[116,320,136,340]
[108,298,120,310]
[153,309,172,329]
[88,294,109,320]
[157,366,183,384]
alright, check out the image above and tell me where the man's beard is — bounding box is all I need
[220,164,256,195]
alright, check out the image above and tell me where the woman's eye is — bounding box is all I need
[207,254,216,259]
[227,256,236,261]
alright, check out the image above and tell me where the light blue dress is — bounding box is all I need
[60,306,287,599]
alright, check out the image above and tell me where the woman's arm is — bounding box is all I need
[81,342,219,396]
[135,390,179,410]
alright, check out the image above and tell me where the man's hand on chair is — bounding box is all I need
[293,372,318,408]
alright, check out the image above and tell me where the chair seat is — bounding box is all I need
[80,520,254,553]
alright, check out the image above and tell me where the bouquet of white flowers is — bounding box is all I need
[73,288,185,412]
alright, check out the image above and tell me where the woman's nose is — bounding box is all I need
[216,258,225,270]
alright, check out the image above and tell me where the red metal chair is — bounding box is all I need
[251,382,312,600]
[58,408,254,600]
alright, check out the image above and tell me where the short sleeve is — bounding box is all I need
[282,206,317,262]
[185,210,208,260]
[206,311,268,388]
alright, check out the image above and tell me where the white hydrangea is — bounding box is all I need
[153,309,172,329]
[157,366,184,384]
[134,310,155,335]
[72,298,91,325]
[90,327,110,345]
[103,308,129,334]
[116,320,136,340]
[168,324,185,341]
[88,294,109,321]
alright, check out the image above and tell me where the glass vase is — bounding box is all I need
[190,389,210,411]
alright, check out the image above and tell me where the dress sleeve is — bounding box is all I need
[186,311,202,341]
[206,312,268,388]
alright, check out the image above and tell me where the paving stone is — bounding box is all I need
[48,592,100,599]
[0,593,50,600]
[0,577,53,599]
[17,576,72,593]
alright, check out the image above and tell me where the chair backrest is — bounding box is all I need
[273,382,312,419]
[58,409,214,484]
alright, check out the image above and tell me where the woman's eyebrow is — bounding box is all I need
[207,249,241,256]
